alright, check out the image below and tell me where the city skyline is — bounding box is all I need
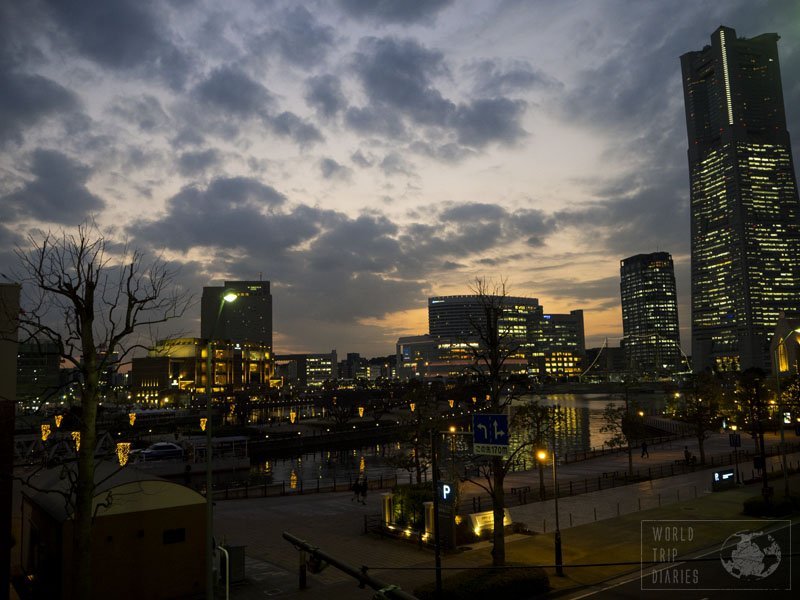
[1,2,798,357]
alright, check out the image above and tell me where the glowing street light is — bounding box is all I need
[205,289,237,600]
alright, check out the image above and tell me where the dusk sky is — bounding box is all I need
[1,0,798,358]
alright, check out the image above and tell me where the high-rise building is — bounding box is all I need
[538,310,586,377]
[681,26,800,371]
[201,280,273,350]
[620,253,682,374]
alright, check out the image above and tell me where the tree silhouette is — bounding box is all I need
[11,223,191,599]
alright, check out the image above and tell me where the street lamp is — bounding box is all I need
[206,291,237,599]
[772,327,800,498]
[538,405,564,577]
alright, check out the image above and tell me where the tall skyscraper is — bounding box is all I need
[681,26,800,372]
[201,280,273,350]
[620,253,681,373]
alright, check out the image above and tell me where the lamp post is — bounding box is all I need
[206,291,237,600]
[772,327,800,498]
[540,405,564,577]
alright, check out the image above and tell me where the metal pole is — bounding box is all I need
[430,429,442,596]
[552,405,563,577]
[206,340,214,599]
[774,345,790,497]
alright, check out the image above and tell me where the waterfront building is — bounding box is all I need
[201,280,273,351]
[681,26,800,371]
[538,310,586,378]
[274,351,338,388]
[620,253,681,374]
[131,337,272,405]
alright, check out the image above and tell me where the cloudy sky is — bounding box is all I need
[1,0,798,358]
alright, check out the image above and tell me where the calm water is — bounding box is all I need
[220,392,669,489]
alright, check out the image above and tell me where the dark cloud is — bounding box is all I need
[193,66,274,117]
[268,112,324,146]
[350,36,527,149]
[467,59,562,96]
[41,0,191,89]
[350,149,374,168]
[2,149,104,225]
[0,68,81,145]
[319,158,352,181]
[305,74,347,118]
[337,0,454,25]
[344,106,406,138]
[534,276,621,310]
[130,177,307,253]
[440,202,507,222]
[453,97,527,147]
[353,37,453,126]
[379,152,415,177]
[252,6,336,68]
[108,94,169,132]
[177,149,220,176]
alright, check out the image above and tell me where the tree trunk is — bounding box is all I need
[698,435,706,465]
[491,456,506,566]
[73,353,99,599]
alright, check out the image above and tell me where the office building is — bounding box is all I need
[620,253,682,374]
[681,26,800,371]
[201,280,273,350]
[538,310,586,377]
[274,351,338,388]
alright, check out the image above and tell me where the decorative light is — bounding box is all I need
[71,431,81,451]
[41,424,51,441]
[448,399,455,408]
[290,470,298,490]
[359,456,366,473]
[290,410,297,424]
[485,394,490,401]
[472,396,477,404]
[358,406,365,418]
[128,412,136,426]
[116,442,131,466]
[200,417,207,432]
[409,402,416,412]
[54,415,63,428]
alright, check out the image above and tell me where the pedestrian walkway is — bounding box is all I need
[215,430,800,599]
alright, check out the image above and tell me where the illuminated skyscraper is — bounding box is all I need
[620,253,681,374]
[201,280,273,350]
[681,26,800,371]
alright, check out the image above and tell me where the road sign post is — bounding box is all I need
[472,414,509,456]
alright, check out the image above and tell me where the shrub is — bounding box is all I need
[742,494,799,517]
[414,564,549,600]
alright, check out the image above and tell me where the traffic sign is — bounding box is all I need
[473,414,509,456]
[438,481,455,505]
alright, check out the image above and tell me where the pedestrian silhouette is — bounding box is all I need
[641,441,649,458]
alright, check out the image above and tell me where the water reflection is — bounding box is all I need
[236,393,669,486]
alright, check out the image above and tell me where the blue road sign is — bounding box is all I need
[473,414,509,456]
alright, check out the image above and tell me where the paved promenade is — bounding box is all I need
[215,431,800,599]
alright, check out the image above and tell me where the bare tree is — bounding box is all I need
[12,223,191,599]
[461,277,527,567]
[671,372,723,465]
[599,385,644,477]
